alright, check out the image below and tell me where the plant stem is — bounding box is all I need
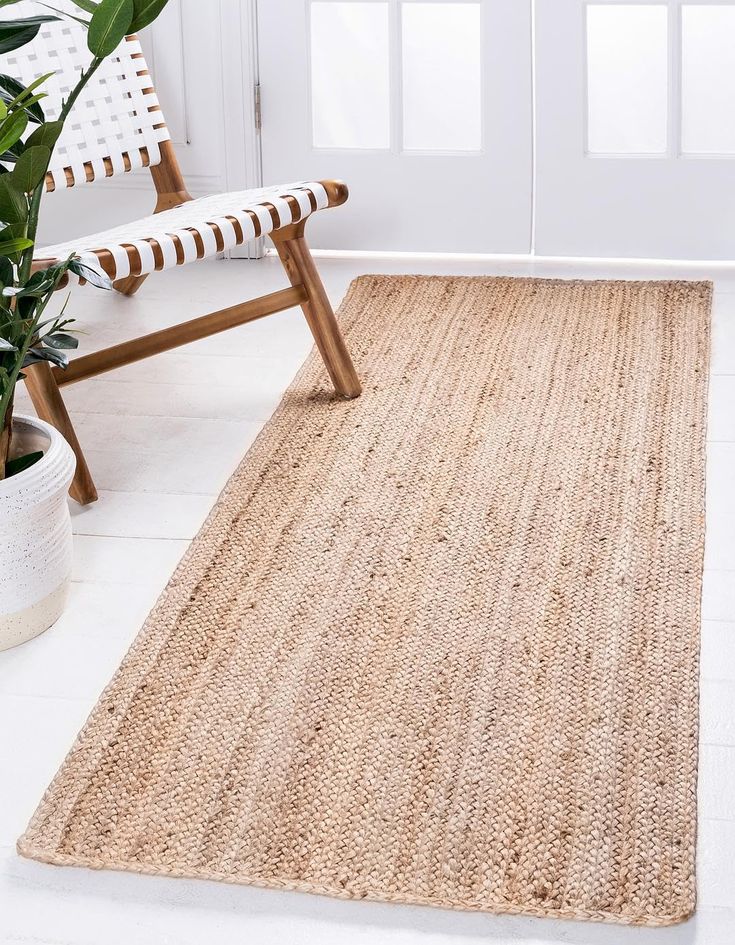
[19,56,103,284]
[0,266,66,451]
[0,389,13,480]
[2,55,105,476]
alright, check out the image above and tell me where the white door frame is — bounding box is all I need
[219,0,264,257]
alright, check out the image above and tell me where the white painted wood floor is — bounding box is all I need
[2,255,734,945]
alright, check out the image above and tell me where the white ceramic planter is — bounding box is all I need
[0,415,76,652]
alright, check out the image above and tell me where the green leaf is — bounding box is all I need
[0,74,45,123]
[26,267,54,288]
[3,275,54,298]
[87,0,133,56]
[43,331,78,349]
[25,119,62,152]
[0,224,25,262]
[0,222,26,240]
[73,0,99,12]
[68,257,112,289]
[23,346,68,368]
[23,260,72,292]
[0,235,31,255]
[0,173,27,224]
[38,3,90,28]
[5,450,43,477]
[12,144,50,192]
[6,71,53,108]
[16,293,37,318]
[0,108,27,155]
[9,92,47,116]
[34,315,68,332]
[0,16,57,55]
[0,26,37,56]
[0,13,57,27]
[129,0,168,32]
[3,135,25,157]
[0,254,13,285]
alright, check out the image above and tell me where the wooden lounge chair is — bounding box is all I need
[9,7,361,505]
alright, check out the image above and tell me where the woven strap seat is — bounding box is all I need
[7,2,170,189]
[37,182,332,280]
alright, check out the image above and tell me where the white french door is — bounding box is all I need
[535,0,735,259]
[256,0,735,259]
[257,0,533,253]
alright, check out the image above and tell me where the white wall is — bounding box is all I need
[38,0,260,247]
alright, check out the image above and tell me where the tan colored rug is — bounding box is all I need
[19,276,710,926]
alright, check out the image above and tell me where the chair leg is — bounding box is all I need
[24,362,98,505]
[114,273,149,297]
[271,225,361,399]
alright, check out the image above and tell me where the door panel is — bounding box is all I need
[535,0,735,260]
[258,0,533,253]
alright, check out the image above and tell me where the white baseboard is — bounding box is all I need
[301,247,735,274]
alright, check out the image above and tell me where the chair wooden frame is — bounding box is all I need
[26,149,361,507]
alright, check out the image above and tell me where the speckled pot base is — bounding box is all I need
[0,582,70,652]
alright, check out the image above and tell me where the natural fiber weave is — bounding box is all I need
[19,276,710,926]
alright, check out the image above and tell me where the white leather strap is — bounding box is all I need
[37,182,341,277]
[6,2,171,189]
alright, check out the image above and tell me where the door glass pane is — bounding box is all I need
[682,5,735,154]
[586,4,668,154]
[402,2,482,151]
[310,2,390,149]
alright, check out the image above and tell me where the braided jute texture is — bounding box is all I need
[19,276,711,926]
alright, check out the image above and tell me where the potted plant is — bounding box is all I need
[0,0,170,651]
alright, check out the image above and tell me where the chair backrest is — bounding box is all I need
[4,0,171,191]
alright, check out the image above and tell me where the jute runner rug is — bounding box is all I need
[19,276,710,926]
